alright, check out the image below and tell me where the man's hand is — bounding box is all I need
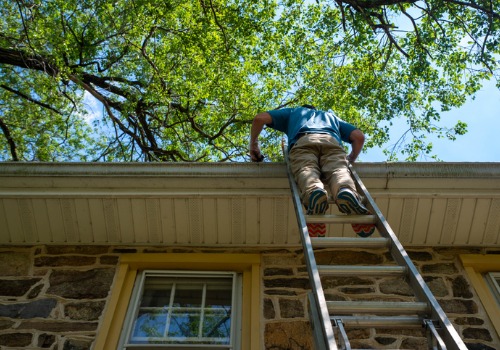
[250,142,264,162]
[250,112,272,162]
[348,129,365,164]
[250,150,264,162]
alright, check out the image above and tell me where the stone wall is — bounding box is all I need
[0,245,498,350]
[262,246,500,350]
[0,246,117,350]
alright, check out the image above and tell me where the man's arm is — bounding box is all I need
[250,112,272,162]
[347,129,365,163]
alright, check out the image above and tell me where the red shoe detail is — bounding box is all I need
[307,223,326,237]
[352,223,375,238]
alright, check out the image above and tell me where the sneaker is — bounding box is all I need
[336,188,375,238]
[336,188,369,215]
[351,223,376,238]
[307,223,326,237]
[305,189,329,238]
[306,189,329,215]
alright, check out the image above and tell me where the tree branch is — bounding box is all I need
[0,48,59,76]
[0,117,19,161]
[444,0,500,19]
[337,0,499,19]
[0,84,64,115]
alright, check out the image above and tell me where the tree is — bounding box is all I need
[0,0,498,162]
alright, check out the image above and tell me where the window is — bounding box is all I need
[94,253,260,350]
[485,272,500,307]
[460,254,500,336]
[120,271,241,348]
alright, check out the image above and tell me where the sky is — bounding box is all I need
[362,78,500,163]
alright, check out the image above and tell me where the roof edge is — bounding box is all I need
[0,162,499,178]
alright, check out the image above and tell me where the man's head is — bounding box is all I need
[301,104,316,110]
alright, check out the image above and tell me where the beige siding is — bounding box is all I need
[1,162,500,247]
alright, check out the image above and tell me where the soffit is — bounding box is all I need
[0,162,499,247]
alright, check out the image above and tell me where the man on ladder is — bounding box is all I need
[249,104,375,237]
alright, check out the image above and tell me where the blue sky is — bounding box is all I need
[363,79,500,162]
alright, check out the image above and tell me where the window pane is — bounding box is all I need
[140,278,172,307]
[168,311,201,338]
[132,310,167,339]
[202,310,231,339]
[173,283,203,308]
[127,272,235,347]
[486,272,500,306]
[206,282,232,308]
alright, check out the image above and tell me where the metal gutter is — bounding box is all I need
[0,162,286,178]
[1,162,500,178]
[357,162,500,178]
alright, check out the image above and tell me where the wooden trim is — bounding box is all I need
[460,254,500,338]
[94,253,261,350]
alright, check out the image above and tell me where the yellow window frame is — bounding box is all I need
[460,254,500,337]
[94,253,261,350]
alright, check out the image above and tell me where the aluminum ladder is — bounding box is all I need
[284,156,468,350]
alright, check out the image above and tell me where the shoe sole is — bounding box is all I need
[306,189,329,215]
[307,223,326,237]
[306,189,328,237]
[336,190,369,215]
[337,190,375,237]
[351,223,375,238]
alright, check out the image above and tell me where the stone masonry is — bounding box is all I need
[262,247,500,350]
[0,245,499,350]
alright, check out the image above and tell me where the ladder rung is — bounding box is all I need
[311,237,389,248]
[333,315,423,328]
[306,214,377,224]
[327,301,429,314]
[318,265,406,276]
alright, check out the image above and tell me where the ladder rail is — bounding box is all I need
[284,153,338,350]
[349,164,467,350]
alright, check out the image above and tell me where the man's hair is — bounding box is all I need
[301,104,316,110]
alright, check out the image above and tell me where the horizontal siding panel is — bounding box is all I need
[146,199,161,244]
[272,198,285,244]
[286,201,299,244]
[387,197,404,240]
[216,198,232,244]
[74,199,93,243]
[413,198,432,245]
[427,199,447,245]
[455,198,475,245]
[116,199,135,244]
[201,198,217,245]
[231,198,245,245]
[160,198,176,244]
[32,199,51,244]
[61,199,79,243]
[484,199,500,245]
[259,198,274,245]
[3,199,22,243]
[469,199,491,245]
[19,199,37,243]
[174,198,189,244]
[188,198,203,245]
[1,162,499,247]
[441,199,461,245]
[245,198,260,245]
[46,199,65,243]
[87,199,105,243]
[0,201,10,243]
[400,198,418,244]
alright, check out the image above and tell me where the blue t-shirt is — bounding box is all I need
[267,107,357,148]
